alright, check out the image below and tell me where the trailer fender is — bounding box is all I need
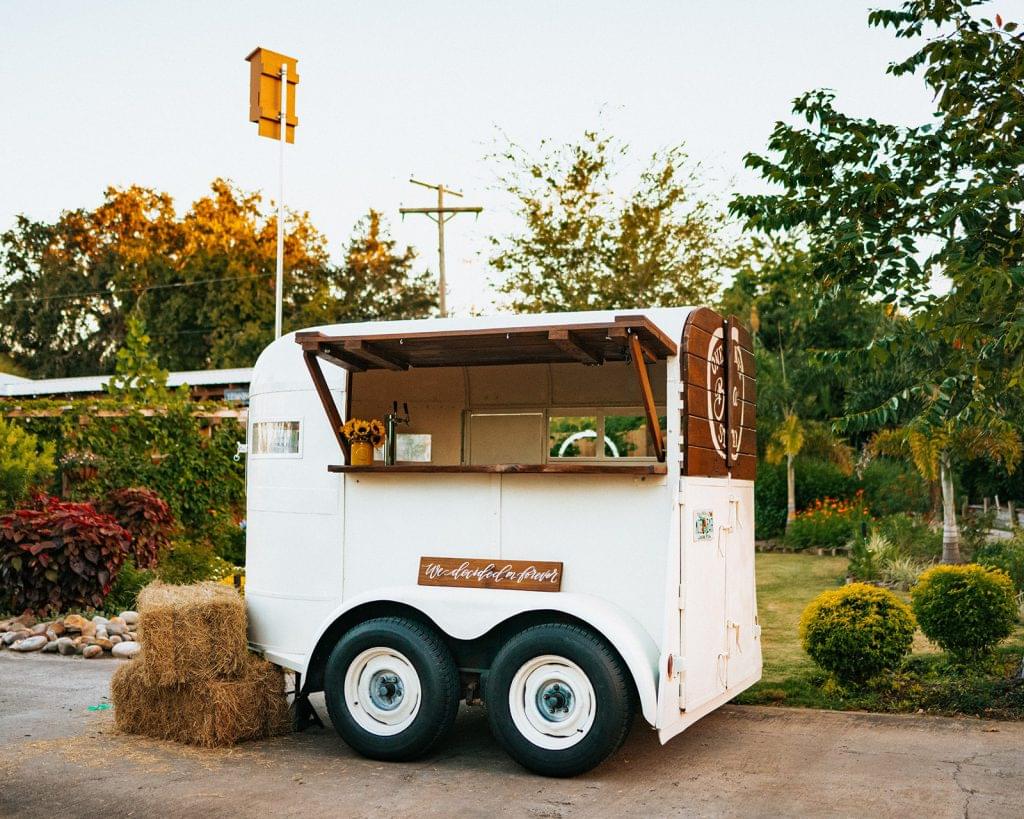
[301,586,660,726]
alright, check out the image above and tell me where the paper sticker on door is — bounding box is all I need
[694,510,714,541]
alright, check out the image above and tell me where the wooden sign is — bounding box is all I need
[418,557,563,592]
[681,308,757,480]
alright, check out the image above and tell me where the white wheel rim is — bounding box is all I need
[343,647,422,736]
[508,655,596,750]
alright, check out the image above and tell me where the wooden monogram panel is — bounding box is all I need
[727,315,757,481]
[418,557,563,592]
[682,308,729,477]
[681,309,757,480]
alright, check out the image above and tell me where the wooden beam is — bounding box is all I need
[343,339,408,371]
[547,329,602,365]
[628,333,665,462]
[613,315,677,357]
[609,326,656,362]
[316,346,365,373]
[303,351,350,461]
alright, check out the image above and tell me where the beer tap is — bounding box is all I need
[384,401,410,466]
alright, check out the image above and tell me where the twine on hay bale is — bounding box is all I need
[111,654,291,747]
[137,581,248,686]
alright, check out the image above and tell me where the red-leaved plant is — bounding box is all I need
[100,487,176,569]
[0,496,131,614]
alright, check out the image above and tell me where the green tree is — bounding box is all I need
[731,0,1024,560]
[315,209,437,327]
[0,182,437,377]
[0,418,54,510]
[490,130,722,312]
[106,316,172,405]
[870,421,1021,562]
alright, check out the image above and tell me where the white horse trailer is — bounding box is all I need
[245,307,760,776]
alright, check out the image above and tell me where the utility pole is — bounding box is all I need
[399,179,482,317]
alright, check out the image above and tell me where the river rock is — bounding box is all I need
[94,626,108,640]
[81,621,96,638]
[49,621,65,637]
[56,637,77,656]
[105,622,127,637]
[41,639,60,653]
[91,638,113,650]
[111,641,141,659]
[109,635,122,645]
[127,632,138,642]
[11,635,48,652]
[3,630,31,646]
[63,614,89,633]
[91,615,109,625]
[82,644,103,659]
[30,622,50,636]
[119,611,138,626]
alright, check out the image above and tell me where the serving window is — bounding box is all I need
[297,316,676,475]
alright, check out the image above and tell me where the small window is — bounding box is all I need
[605,415,667,458]
[251,420,301,457]
[549,415,598,458]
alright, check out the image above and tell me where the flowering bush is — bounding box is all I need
[0,496,131,613]
[100,487,177,569]
[784,494,871,551]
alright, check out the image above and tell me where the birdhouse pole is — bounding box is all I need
[246,47,299,339]
[274,63,287,339]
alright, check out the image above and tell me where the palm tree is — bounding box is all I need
[766,411,854,530]
[869,421,1021,563]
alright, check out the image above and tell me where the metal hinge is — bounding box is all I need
[675,656,686,709]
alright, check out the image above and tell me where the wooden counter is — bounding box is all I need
[328,463,668,475]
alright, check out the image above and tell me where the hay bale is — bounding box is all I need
[136,581,248,685]
[111,654,291,747]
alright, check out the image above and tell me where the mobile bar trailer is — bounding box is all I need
[245,307,760,777]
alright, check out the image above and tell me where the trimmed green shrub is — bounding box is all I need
[799,582,916,683]
[100,487,177,569]
[157,539,233,585]
[0,496,131,614]
[974,533,1024,593]
[0,418,54,511]
[911,564,1018,661]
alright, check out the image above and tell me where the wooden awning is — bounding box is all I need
[294,315,676,372]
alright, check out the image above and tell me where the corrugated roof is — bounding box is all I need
[0,368,253,398]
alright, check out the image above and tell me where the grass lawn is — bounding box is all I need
[734,552,1024,717]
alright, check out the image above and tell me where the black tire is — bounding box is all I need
[485,623,634,777]
[323,617,460,761]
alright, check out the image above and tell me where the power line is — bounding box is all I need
[399,178,482,317]
[2,272,271,306]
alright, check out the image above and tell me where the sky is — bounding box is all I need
[0,1,973,315]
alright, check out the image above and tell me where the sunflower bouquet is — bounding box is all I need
[341,418,386,447]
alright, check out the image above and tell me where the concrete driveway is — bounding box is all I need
[1,653,1021,818]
